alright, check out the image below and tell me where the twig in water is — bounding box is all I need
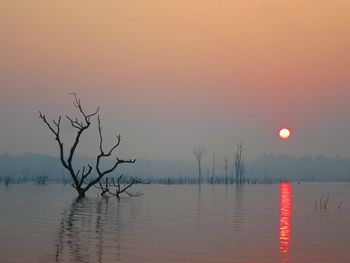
[338,201,343,209]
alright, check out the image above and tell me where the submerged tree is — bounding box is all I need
[223,155,229,184]
[234,142,245,184]
[39,93,136,197]
[210,152,216,184]
[193,147,206,184]
[94,175,142,198]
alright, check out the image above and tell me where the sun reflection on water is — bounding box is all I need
[279,182,291,262]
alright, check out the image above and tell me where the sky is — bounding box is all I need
[1,0,350,161]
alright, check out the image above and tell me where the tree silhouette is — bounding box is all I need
[234,142,245,184]
[223,155,229,184]
[193,147,206,184]
[94,175,142,198]
[39,93,135,197]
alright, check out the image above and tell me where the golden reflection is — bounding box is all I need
[279,182,291,262]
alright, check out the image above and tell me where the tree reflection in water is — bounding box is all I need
[51,197,139,263]
[233,184,245,236]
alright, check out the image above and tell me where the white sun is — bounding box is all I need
[279,128,291,140]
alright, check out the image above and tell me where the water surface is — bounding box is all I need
[0,182,349,262]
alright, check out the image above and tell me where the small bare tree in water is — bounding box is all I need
[94,175,142,198]
[194,147,206,184]
[39,93,136,197]
[234,142,245,184]
[223,155,229,184]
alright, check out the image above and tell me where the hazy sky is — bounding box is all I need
[1,0,350,161]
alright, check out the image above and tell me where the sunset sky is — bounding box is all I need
[1,0,350,161]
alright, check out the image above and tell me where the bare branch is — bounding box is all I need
[52,116,61,131]
[98,115,104,155]
[86,107,100,119]
[95,158,136,182]
[79,165,92,187]
[107,135,121,156]
[70,92,99,122]
[66,115,83,129]
[39,112,68,169]
[39,111,60,137]
[97,115,121,157]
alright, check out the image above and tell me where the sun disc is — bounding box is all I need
[279,128,291,140]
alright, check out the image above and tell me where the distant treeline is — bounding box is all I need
[1,152,350,184]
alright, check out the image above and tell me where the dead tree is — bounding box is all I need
[39,93,135,197]
[193,147,206,184]
[36,175,48,185]
[210,152,216,184]
[224,155,229,184]
[94,175,142,198]
[234,142,245,184]
[4,175,11,187]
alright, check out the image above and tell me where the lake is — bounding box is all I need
[0,182,349,263]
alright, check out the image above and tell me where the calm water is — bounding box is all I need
[0,182,349,263]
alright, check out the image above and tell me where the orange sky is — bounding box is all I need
[1,0,350,160]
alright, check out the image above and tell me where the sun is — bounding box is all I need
[279,128,291,140]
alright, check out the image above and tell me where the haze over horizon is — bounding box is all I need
[1,0,350,161]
